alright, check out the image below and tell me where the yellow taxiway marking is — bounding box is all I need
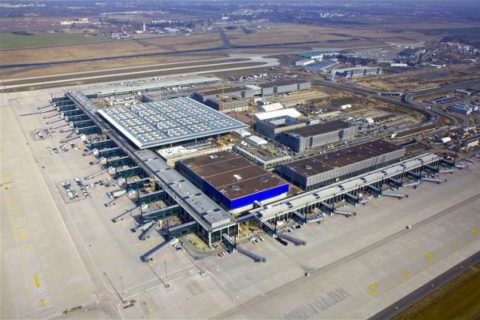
[451,242,459,249]
[24,246,30,252]
[33,274,41,288]
[472,227,478,236]
[401,271,409,277]
[425,252,434,263]
[39,299,46,306]
[367,283,377,295]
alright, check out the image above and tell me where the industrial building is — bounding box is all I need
[296,50,339,61]
[177,151,289,213]
[191,86,256,112]
[331,66,383,80]
[258,80,311,96]
[98,97,246,149]
[278,120,356,152]
[295,59,315,67]
[279,140,405,190]
[448,103,477,115]
[255,115,306,140]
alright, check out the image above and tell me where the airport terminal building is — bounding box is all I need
[279,140,405,190]
[177,151,289,213]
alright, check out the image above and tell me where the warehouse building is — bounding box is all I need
[177,151,289,213]
[278,120,356,152]
[98,97,246,149]
[279,140,405,190]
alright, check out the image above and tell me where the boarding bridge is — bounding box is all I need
[76,125,101,135]
[94,147,124,158]
[61,109,83,118]
[112,166,143,179]
[141,241,169,262]
[56,104,77,112]
[141,204,181,220]
[70,119,95,128]
[111,206,139,223]
[367,184,382,197]
[222,234,267,263]
[123,178,151,191]
[90,139,116,150]
[276,232,306,246]
[381,190,408,199]
[136,190,167,205]
[168,221,197,238]
[345,193,360,205]
[65,114,89,122]
[139,221,158,241]
[387,177,402,189]
[105,156,134,168]
[423,165,439,174]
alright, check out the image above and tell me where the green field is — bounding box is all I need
[394,263,480,320]
[0,32,111,50]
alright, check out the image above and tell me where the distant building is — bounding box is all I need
[331,66,383,80]
[295,59,315,67]
[449,103,474,115]
[296,50,339,61]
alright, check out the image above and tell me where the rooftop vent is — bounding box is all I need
[305,165,313,170]
[233,174,242,180]
[259,176,269,182]
[230,184,241,191]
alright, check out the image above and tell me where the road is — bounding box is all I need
[314,78,480,129]
[370,250,480,320]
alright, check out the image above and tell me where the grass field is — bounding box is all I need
[0,32,110,50]
[393,263,480,320]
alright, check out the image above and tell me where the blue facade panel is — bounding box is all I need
[229,184,289,210]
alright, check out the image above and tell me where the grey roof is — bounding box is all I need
[135,150,236,231]
[98,97,246,149]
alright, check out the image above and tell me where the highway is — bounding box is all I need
[370,250,480,320]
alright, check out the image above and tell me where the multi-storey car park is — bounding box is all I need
[51,76,457,262]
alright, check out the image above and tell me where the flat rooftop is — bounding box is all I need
[285,140,404,177]
[98,97,246,149]
[285,120,350,137]
[258,80,306,88]
[180,151,288,200]
[197,86,251,96]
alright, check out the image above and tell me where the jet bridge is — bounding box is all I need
[387,177,402,189]
[168,221,197,238]
[89,139,116,150]
[135,190,167,205]
[94,147,124,158]
[367,184,382,197]
[222,234,267,263]
[141,204,181,220]
[345,193,360,206]
[275,232,307,246]
[382,190,409,199]
[75,125,101,135]
[141,241,169,262]
[111,206,139,223]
